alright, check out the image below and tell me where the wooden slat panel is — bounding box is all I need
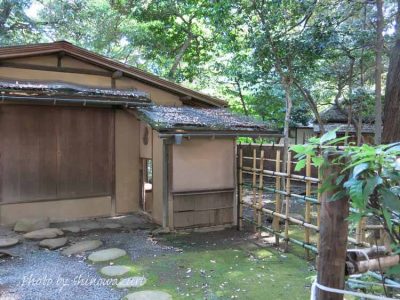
[173,191,234,228]
[0,105,114,203]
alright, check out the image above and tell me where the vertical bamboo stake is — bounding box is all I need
[305,155,312,259]
[252,148,258,232]
[257,149,265,238]
[284,151,292,252]
[356,217,366,245]
[238,147,243,230]
[272,150,281,245]
[317,160,322,254]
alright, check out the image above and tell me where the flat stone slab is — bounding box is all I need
[39,237,68,250]
[0,238,19,248]
[117,276,147,289]
[100,265,130,277]
[124,291,172,300]
[103,223,122,229]
[14,217,50,232]
[88,248,127,262]
[23,228,63,240]
[62,226,81,233]
[61,240,103,256]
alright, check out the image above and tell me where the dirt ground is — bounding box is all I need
[0,215,314,300]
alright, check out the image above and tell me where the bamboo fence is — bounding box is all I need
[238,144,377,257]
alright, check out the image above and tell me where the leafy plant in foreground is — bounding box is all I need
[291,130,400,258]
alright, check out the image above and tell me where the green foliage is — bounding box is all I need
[291,130,400,257]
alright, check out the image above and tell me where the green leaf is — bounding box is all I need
[335,174,346,185]
[351,162,370,179]
[290,144,306,154]
[294,159,306,171]
[320,130,337,144]
[386,264,400,275]
[349,180,364,208]
[380,187,400,211]
[330,190,346,202]
[382,208,393,233]
[362,175,382,200]
[311,156,324,167]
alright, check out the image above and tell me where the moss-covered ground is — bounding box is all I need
[93,229,315,299]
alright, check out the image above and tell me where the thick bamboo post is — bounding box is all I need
[305,155,312,259]
[238,147,244,230]
[272,150,281,245]
[252,148,257,232]
[316,153,349,300]
[284,151,292,252]
[356,217,366,245]
[257,149,265,238]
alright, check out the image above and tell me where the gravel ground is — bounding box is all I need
[0,215,175,300]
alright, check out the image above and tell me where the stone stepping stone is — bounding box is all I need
[62,226,81,233]
[117,276,147,289]
[39,237,68,250]
[61,240,103,256]
[14,217,50,232]
[123,291,172,300]
[103,223,122,229]
[88,248,126,262]
[0,238,19,248]
[100,265,130,277]
[23,228,63,240]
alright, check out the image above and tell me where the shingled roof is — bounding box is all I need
[0,41,226,108]
[0,79,150,107]
[136,106,279,136]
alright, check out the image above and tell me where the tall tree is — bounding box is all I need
[375,0,384,144]
[383,0,400,143]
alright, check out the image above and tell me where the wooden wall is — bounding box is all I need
[0,105,114,204]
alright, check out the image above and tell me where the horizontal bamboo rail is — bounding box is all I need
[241,166,320,183]
[242,216,318,253]
[241,201,319,231]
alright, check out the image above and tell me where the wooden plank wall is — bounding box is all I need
[173,190,234,228]
[0,105,114,203]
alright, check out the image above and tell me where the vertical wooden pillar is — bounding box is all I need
[316,153,349,300]
[238,147,244,230]
[272,150,281,245]
[305,155,312,259]
[284,151,292,252]
[252,148,257,232]
[257,149,265,237]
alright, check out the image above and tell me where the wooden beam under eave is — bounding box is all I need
[0,61,113,77]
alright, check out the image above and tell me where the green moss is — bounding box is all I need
[98,236,315,299]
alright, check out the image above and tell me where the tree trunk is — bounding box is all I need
[235,78,249,115]
[375,0,384,144]
[383,0,400,143]
[168,32,193,80]
[293,80,325,134]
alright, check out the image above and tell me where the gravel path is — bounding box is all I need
[0,215,175,300]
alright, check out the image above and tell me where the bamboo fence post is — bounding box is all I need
[284,151,292,252]
[272,150,281,245]
[316,152,349,300]
[257,149,265,238]
[238,147,243,230]
[356,217,366,245]
[317,160,322,255]
[305,155,312,259]
[252,148,257,232]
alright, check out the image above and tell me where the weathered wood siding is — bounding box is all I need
[0,105,114,203]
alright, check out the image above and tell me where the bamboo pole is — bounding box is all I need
[241,166,319,183]
[238,147,243,230]
[305,155,312,259]
[346,255,400,275]
[257,149,265,238]
[242,201,319,231]
[284,151,292,252]
[272,150,281,245]
[252,148,257,232]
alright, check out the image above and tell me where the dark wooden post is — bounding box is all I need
[316,153,349,300]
